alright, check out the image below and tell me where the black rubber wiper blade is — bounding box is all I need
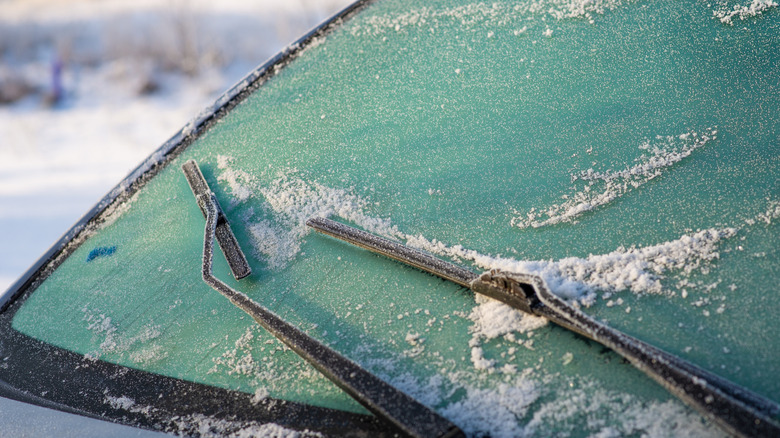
[307,216,780,438]
[184,162,464,438]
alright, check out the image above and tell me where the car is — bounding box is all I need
[1,0,778,436]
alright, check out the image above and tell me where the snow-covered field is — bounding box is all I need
[0,0,353,292]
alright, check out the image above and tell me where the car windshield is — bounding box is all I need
[2,0,778,436]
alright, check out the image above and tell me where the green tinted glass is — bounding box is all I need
[10,0,779,435]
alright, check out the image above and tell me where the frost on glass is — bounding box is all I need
[10,0,779,436]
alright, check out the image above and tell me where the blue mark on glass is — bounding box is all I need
[86,246,117,262]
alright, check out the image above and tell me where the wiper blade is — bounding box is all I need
[184,161,464,438]
[307,216,780,438]
[183,161,251,280]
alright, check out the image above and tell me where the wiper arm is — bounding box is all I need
[183,161,464,438]
[307,216,780,438]
[182,161,251,280]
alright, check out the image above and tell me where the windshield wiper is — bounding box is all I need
[307,216,780,438]
[182,161,252,280]
[183,161,464,438]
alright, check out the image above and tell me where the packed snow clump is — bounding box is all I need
[713,0,778,24]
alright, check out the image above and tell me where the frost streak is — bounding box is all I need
[104,394,320,438]
[349,0,631,36]
[82,307,163,362]
[511,129,716,229]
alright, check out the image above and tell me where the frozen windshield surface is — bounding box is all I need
[12,1,779,435]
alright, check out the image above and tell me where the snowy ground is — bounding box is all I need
[0,0,354,292]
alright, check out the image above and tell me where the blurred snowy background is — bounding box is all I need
[0,0,353,292]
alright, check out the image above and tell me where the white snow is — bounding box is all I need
[468,294,548,340]
[745,199,780,226]
[81,306,164,363]
[349,0,632,38]
[441,380,540,437]
[210,327,261,377]
[104,393,322,438]
[105,395,136,411]
[511,129,717,229]
[524,382,723,437]
[713,0,778,25]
